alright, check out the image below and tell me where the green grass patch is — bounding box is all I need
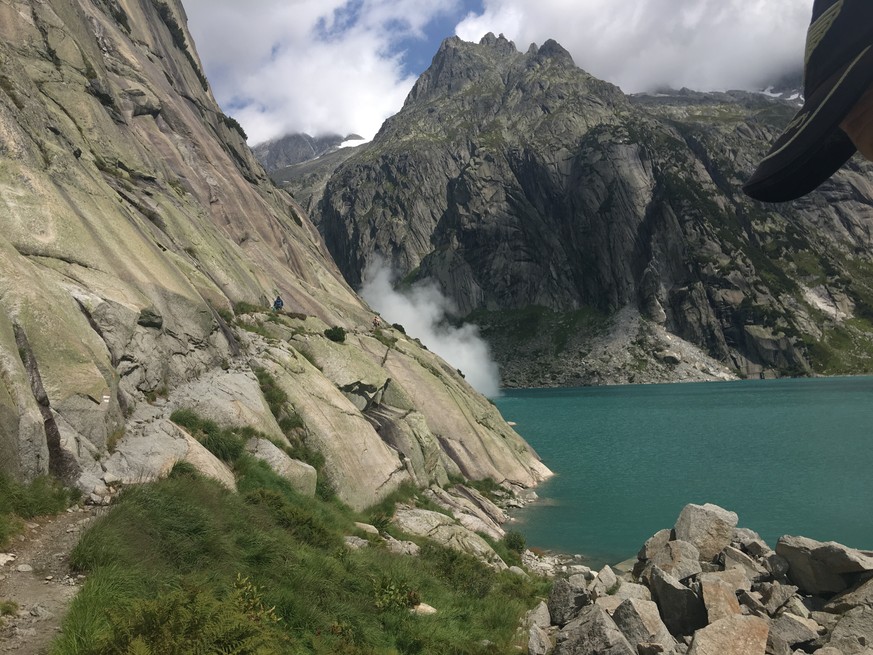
[0,475,75,548]
[803,318,873,375]
[54,464,546,655]
[169,409,247,463]
[233,301,263,315]
[373,328,397,349]
[250,368,324,475]
[237,320,272,339]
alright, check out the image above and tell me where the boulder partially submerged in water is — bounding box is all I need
[541,502,873,655]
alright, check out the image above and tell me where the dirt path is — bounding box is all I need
[0,506,101,654]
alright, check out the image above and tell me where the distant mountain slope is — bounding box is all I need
[299,33,873,385]
[253,132,363,173]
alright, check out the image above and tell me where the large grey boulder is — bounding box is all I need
[170,371,286,443]
[699,569,752,594]
[647,540,704,581]
[392,508,506,570]
[766,632,792,655]
[759,582,799,616]
[674,504,738,562]
[549,577,592,627]
[525,601,551,630]
[244,438,316,496]
[529,624,553,655]
[424,486,505,541]
[686,615,769,655]
[554,605,636,655]
[700,577,741,623]
[827,606,873,654]
[722,545,767,581]
[589,565,619,598]
[612,582,652,602]
[769,613,820,648]
[825,577,873,614]
[103,418,236,491]
[383,535,420,557]
[612,598,677,653]
[639,529,672,560]
[776,536,873,596]
[649,566,708,637]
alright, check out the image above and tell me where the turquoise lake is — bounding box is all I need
[494,377,873,568]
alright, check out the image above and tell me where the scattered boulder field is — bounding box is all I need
[529,503,873,655]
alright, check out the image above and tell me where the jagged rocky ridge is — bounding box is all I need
[290,33,873,386]
[0,1,550,509]
[528,503,873,655]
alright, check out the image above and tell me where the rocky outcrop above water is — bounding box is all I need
[0,0,550,504]
[535,503,873,655]
[292,34,873,386]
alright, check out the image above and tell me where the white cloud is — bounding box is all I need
[360,259,501,398]
[185,0,461,144]
[184,0,814,145]
[456,0,810,93]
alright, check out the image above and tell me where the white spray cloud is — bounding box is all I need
[360,259,501,398]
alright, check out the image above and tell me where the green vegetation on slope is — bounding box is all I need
[53,461,546,654]
[0,475,76,548]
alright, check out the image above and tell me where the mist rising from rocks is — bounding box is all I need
[360,259,501,398]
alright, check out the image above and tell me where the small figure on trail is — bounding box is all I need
[273,295,284,312]
[372,315,382,329]
[744,0,873,202]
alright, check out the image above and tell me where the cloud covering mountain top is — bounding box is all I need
[185,0,811,145]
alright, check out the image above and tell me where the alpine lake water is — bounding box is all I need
[494,376,873,569]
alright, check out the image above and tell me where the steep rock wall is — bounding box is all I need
[0,1,550,504]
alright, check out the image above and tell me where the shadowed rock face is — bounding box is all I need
[0,2,550,503]
[302,33,873,386]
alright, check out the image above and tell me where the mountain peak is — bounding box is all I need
[537,39,574,66]
[479,32,518,55]
[405,35,583,108]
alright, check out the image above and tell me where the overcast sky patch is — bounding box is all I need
[185,0,812,145]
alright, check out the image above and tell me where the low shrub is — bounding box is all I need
[103,585,286,654]
[252,367,287,418]
[503,530,526,554]
[372,575,420,612]
[324,326,346,343]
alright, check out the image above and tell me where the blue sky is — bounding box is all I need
[185,0,810,146]
[392,1,484,76]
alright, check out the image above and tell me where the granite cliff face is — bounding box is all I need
[300,34,873,386]
[0,2,550,506]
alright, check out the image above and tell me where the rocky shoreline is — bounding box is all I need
[522,502,873,655]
